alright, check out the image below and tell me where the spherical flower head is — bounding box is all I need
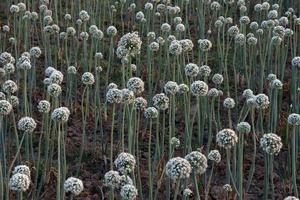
[291,57,300,68]
[144,107,158,119]
[284,29,293,37]
[271,79,283,89]
[104,170,121,188]
[18,117,36,133]
[210,1,221,11]
[247,37,258,46]
[235,33,246,45]
[261,2,270,11]
[161,23,171,33]
[223,184,232,192]
[190,81,208,96]
[250,22,259,30]
[260,133,282,155]
[288,113,300,126]
[45,66,56,77]
[237,122,251,134]
[279,17,289,26]
[178,84,189,94]
[183,188,193,197]
[185,63,199,78]
[4,63,15,74]
[199,65,211,77]
[66,27,76,37]
[121,89,135,105]
[120,184,138,200]
[16,56,31,70]
[51,107,70,123]
[79,32,89,41]
[149,42,160,52]
[212,73,224,85]
[273,26,285,38]
[12,165,31,177]
[174,17,182,25]
[185,151,208,174]
[214,20,223,29]
[239,16,250,25]
[166,157,191,180]
[284,196,299,200]
[216,129,238,149]
[164,81,178,95]
[169,40,182,55]
[81,72,95,85]
[180,39,194,52]
[227,25,239,37]
[37,100,51,113]
[167,34,176,42]
[64,177,84,196]
[133,97,147,111]
[49,70,64,84]
[30,47,42,58]
[2,25,10,33]
[47,83,62,97]
[79,10,90,22]
[223,97,235,109]
[207,88,219,97]
[268,10,278,19]
[130,64,136,72]
[67,66,77,74]
[0,100,12,115]
[176,23,185,33]
[127,77,144,95]
[64,13,72,21]
[116,32,142,59]
[114,152,136,174]
[153,93,169,110]
[119,175,133,188]
[271,36,282,46]
[106,88,122,104]
[9,173,30,192]
[107,26,117,37]
[198,39,212,52]
[136,11,145,21]
[170,137,180,148]
[208,150,221,163]
[144,2,154,10]
[2,80,18,94]
[254,94,269,109]
[10,5,20,14]
[108,83,118,90]
[0,52,13,65]
[242,89,254,99]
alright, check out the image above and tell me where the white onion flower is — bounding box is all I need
[64,177,84,195]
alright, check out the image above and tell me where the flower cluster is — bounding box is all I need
[9,173,30,192]
[260,133,283,155]
[185,151,208,174]
[114,152,136,174]
[116,32,142,59]
[166,157,191,180]
[216,129,238,149]
[153,93,169,110]
[18,117,37,133]
[190,81,208,96]
[51,107,70,123]
[64,177,84,196]
[208,150,221,163]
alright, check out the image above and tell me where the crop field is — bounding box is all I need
[0,0,300,199]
